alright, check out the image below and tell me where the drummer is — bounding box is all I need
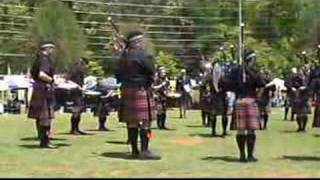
[175,69,192,119]
[67,57,88,135]
[153,67,170,129]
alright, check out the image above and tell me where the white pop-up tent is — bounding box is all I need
[0,77,9,114]
[266,78,287,91]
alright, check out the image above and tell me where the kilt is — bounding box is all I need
[28,82,55,120]
[210,92,227,116]
[118,87,155,126]
[94,95,120,117]
[94,100,111,117]
[234,97,260,131]
[292,89,311,116]
[155,95,167,114]
[199,93,211,113]
[71,89,85,113]
[257,99,271,116]
[312,102,320,128]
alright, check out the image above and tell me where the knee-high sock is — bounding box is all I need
[210,115,217,135]
[222,115,228,134]
[161,113,167,128]
[284,107,289,120]
[236,134,246,159]
[99,116,107,129]
[201,111,207,125]
[247,133,256,158]
[302,116,308,130]
[297,116,303,130]
[156,114,161,129]
[263,114,269,129]
[140,128,150,152]
[128,128,139,154]
[70,115,77,132]
[75,115,81,131]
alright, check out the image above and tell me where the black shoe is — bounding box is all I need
[222,131,229,136]
[247,156,258,162]
[240,155,247,163]
[139,150,161,160]
[162,126,169,130]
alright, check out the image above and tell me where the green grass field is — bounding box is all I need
[0,108,320,178]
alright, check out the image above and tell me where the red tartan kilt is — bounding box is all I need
[235,98,260,130]
[119,87,155,124]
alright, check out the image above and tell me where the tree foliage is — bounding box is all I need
[0,0,319,78]
[28,0,87,72]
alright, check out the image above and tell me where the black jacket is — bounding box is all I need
[114,48,155,88]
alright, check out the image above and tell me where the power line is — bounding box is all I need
[0,52,211,59]
[0,4,240,21]
[59,0,243,10]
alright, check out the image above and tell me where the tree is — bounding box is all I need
[156,51,181,77]
[27,0,87,72]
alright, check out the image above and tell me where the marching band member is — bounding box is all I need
[233,50,267,162]
[153,67,170,130]
[285,67,311,132]
[115,31,161,159]
[67,57,88,135]
[176,69,192,119]
[28,41,57,148]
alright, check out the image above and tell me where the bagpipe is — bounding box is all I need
[108,17,127,53]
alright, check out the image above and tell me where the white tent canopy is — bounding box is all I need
[266,78,287,91]
[0,80,9,91]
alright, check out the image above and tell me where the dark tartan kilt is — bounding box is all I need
[94,100,111,117]
[313,102,320,128]
[155,96,167,114]
[210,92,227,116]
[257,99,271,116]
[71,90,85,113]
[292,99,311,116]
[199,94,211,113]
[234,98,260,131]
[119,87,155,124]
[28,83,55,120]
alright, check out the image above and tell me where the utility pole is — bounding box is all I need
[239,0,244,65]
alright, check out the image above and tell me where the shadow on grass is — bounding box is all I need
[279,130,300,134]
[313,134,320,138]
[201,156,240,163]
[185,125,206,128]
[100,152,136,160]
[100,152,161,161]
[56,132,95,136]
[85,129,115,132]
[106,140,128,145]
[19,143,71,149]
[189,133,226,138]
[151,128,177,131]
[281,155,320,161]
[20,137,67,141]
